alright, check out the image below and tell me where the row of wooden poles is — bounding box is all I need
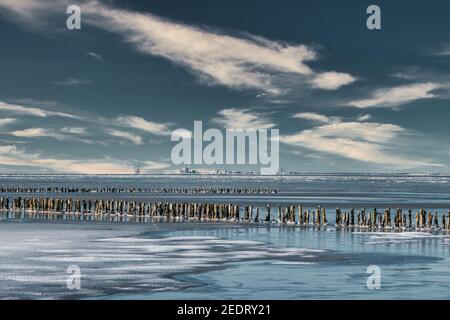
[0,186,279,194]
[1,196,449,230]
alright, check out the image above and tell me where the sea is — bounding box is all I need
[0,173,449,299]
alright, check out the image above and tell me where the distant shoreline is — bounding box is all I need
[0,172,449,177]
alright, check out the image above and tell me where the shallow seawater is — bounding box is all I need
[0,219,449,299]
[108,225,450,300]
[1,174,450,299]
[1,173,450,207]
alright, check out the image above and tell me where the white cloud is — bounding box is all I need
[0,99,173,146]
[311,72,356,90]
[281,114,443,168]
[0,0,50,18]
[0,101,77,118]
[5,125,108,145]
[60,127,87,135]
[356,114,371,121]
[106,129,143,145]
[0,0,356,95]
[53,78,92,86]
[347,82,442,108]
[212,108,275,129]
[0,144,171,174]
[9,127,103,145]
[10,127,66,140]
[293,112,338,124]
[84,2,316,95]
[116,115,171,135]
[0,145,132,174]
[11,127,49,138]
[1,101,171,139]
[86,51,103,61]
[0,118,16,126]
[307,122,404,143]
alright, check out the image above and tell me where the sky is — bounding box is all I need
[0,0,450,174]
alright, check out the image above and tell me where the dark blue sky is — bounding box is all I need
[0,0,449,173]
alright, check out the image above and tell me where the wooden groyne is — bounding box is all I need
[0,196,449,231]
[0,186,279,195]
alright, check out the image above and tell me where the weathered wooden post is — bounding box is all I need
[427,211,432,229]
[299,205,303,225]
[433,211,439,228]
[316,206,321,225]
[322,207,327,225]
[336,208,341,226]
[265,204,271,222]
[448,210,450,231]
[442,213,446,230]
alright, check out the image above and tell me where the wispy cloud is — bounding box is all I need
[293,112,339,124]
[87,2,357,94]
[0,101,77,118]
[53,78,93,86]
[84,2,314,95]
[0,144,172,174]
[430,43,450,57]
[281,113,443,169]
[0,118,16,126]
[0,99,174,147]
[356,114,371,121]
[0,0,356,95]
[60,126,87,135]
[1,123,108,145]
[212,108,275,129]
[0,0,52,21]
[86,51,103,61]
[0,145,132,174]
[116,115,172,136]
[106,129,143,145]
[346,82,443,108]
[10,127,65,140]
